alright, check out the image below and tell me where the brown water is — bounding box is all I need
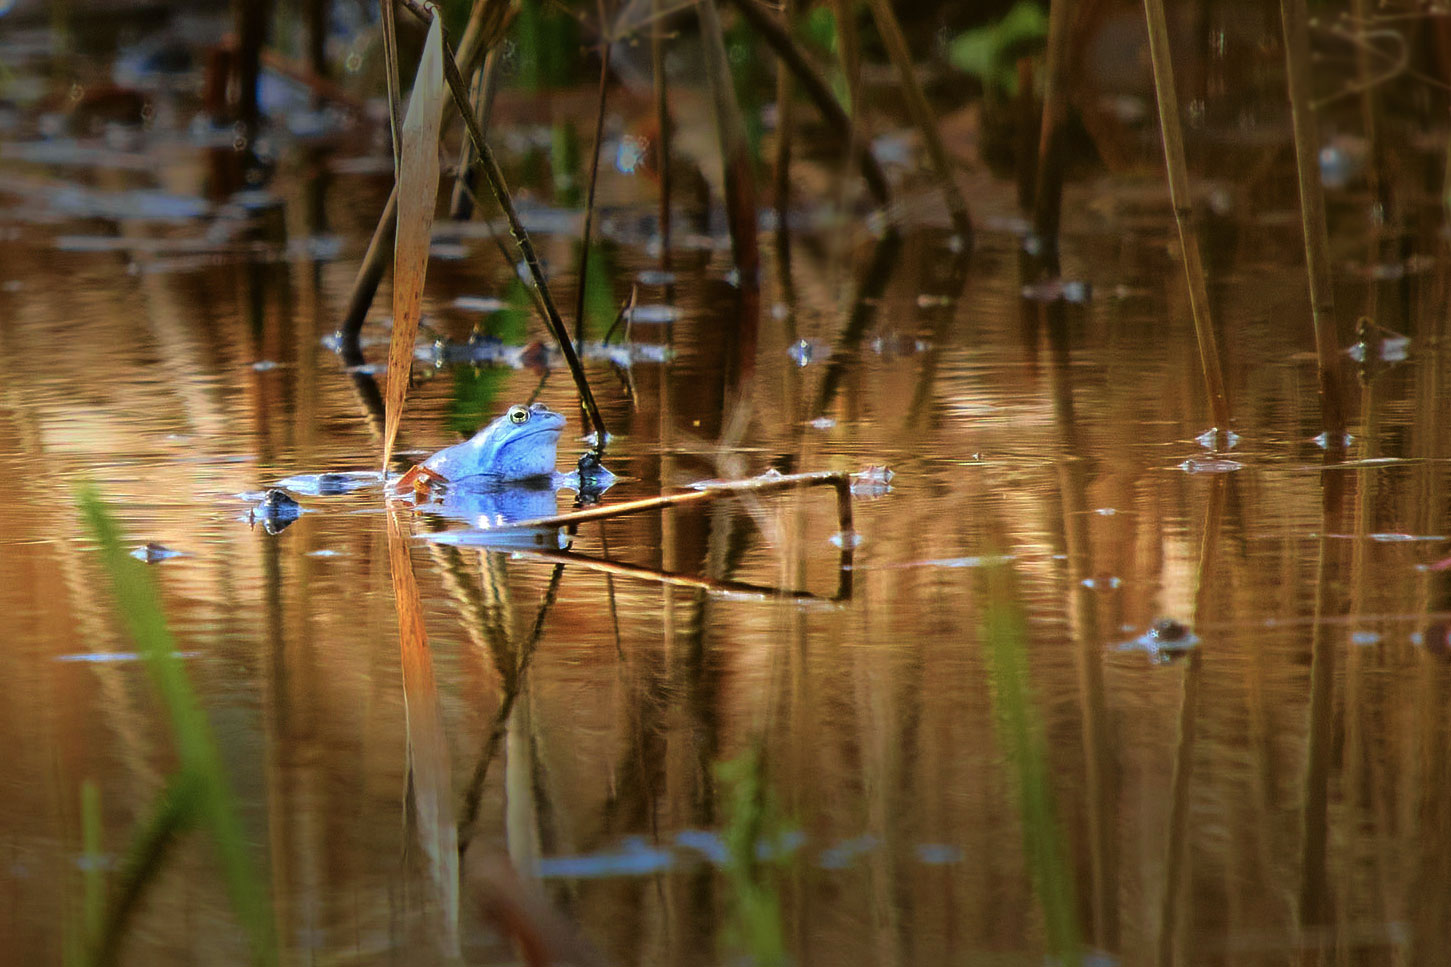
[6,17,1451,967]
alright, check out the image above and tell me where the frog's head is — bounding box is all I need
[429,402,566,482]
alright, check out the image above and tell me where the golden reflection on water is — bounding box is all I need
[4,167,1451,967]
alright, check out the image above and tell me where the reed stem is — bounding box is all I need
[861,0,971,241]
[772,0,795,224]
[398,0,609,442]
[339,0,515,350]
[379,0,404,172]
[721,0,890,209]
[572,1,614,347]
[1280,0,1348,438]
[1031,0,1073,264]
[697,0,760,288]
[651,0,672,266]
[1141,0,1232,432]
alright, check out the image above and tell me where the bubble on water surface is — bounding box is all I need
[787,339,818,367]
[1196,427,1240,450]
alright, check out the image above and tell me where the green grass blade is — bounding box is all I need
[91,771,204,967]
[81,780,104,948]
[981,561,1081,961]
[77,486,276,966]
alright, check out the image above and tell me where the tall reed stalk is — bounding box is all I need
[772,0,795,224]
[651,0,673,266]
[1032,0,1073,264]
[697,0,760,289]
[1280,0,1348,439]
[1141,0,1232,433]
[573,1,615,347]
[721,0,890,208]
[379,0,404,171]
[396,0,609,442]
[862,0,972,241]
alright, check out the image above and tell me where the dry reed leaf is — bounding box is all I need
[386,509,460,952]
[382,12,447,472]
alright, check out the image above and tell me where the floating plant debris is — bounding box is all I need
[1347,331,1410,363]
[623,303,681,324]
[1117,618,1199,663]
[130,542,185,564]
[450,294,506,313]
[851,466,894,498]
[1020,279,1090,304]
[636,269,675,286]
[1180,457,1243,474]
[419,337,672,369]
[271,471,382,496]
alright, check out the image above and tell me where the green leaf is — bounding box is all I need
[77,486,275,966]
[948,1,1049,95]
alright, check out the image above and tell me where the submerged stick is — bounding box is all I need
[862,0,971,241]
[340,188,397,359]
[1280,0,1348,438]
[398,0,609,443]
[477,470,853,538]
[1141,0,1232,432]
[721,0,890,209]
[512,546,848,602]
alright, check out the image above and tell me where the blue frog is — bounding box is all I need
[422,402,567,483]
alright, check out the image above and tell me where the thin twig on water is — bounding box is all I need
[1141,0,1233,433]
[476,470,854,541]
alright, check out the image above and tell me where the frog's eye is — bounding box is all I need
[508,405,530,424]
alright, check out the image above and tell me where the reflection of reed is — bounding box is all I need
[1158,474,1226,967]
[1046,301,1120,950]
[457,561,567,856]
[812,232,903,421]
[1297,465,1350,930]
[386,510,459,954]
